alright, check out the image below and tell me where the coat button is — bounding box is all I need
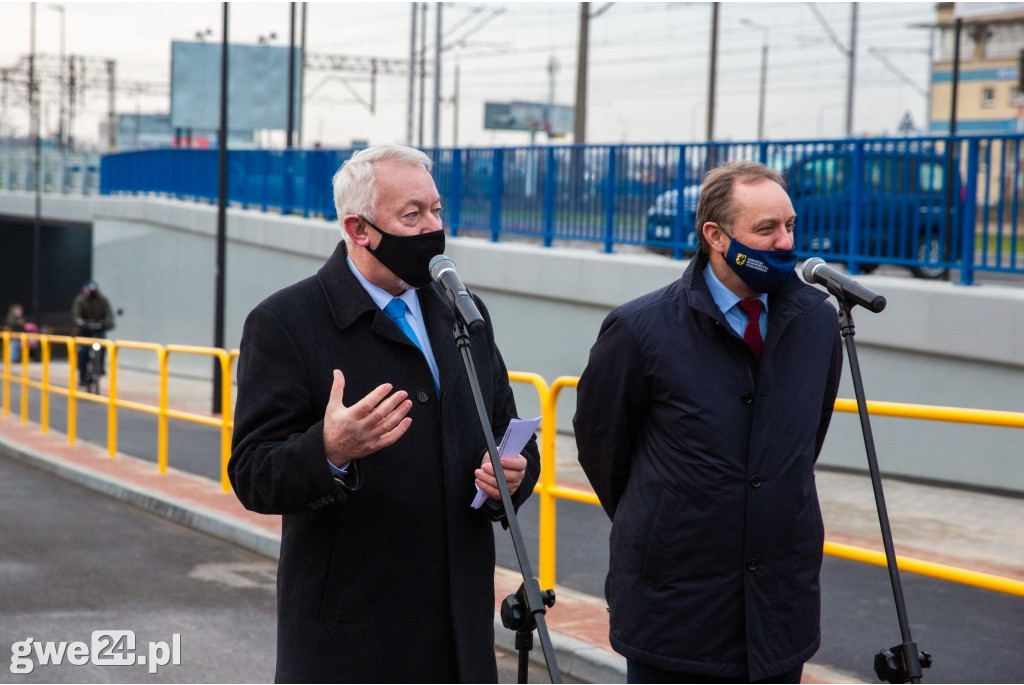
[416,389,430,403]
[741,392,754,405]
[746,558,758,571]
[750,475,762,488]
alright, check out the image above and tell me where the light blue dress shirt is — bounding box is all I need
[703,263,768,340]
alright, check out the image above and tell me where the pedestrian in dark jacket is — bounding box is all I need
[229,144,540,683]
[574,160,843,683]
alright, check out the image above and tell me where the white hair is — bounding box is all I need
[332,144,433,240]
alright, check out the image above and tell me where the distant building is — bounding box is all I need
[103,113,255,152]
[929,2,1024,134]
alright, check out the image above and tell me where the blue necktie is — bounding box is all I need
[384,298,422,352]
[385,297,439,395]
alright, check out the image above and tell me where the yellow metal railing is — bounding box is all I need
[4,331,1024,598]
[509,373,1024,600]
[1,331,237,491]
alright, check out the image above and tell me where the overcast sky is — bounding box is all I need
[0,1,939,150]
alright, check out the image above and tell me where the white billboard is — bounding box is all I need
[170,41,302,132]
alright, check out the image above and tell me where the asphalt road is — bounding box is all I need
[494,496,1024,683]
[5,385,1024,683]
[0,453,572,684]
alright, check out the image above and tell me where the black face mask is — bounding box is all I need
[362,217,445,289]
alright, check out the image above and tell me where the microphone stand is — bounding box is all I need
[451,317,562,684]
[835,299,932,684]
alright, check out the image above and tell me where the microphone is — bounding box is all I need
[801,258,886,313]
[429,255,486,334]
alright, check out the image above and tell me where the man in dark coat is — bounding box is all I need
[71,281,115,386]
[229,144,540,683]
[574,161,843,683]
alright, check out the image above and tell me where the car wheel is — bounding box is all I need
[909,233,949,280]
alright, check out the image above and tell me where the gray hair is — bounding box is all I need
[332,144,433,234]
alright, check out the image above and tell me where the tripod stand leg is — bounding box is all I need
[516,630,533,684]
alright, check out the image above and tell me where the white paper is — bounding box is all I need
[471,416,541,509]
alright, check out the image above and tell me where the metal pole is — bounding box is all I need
[705,2,719,143]
[407,2,417,146]
[297,2,306,147]
[213,2,229,415]
[844,2,858,137]
[452,58,459,147]
[30,4,42,324]
[432,2,442,149]
[757,41,767,140]
[106,60,116,150]
[54,5,66,152]
[417,2,427,147]
[949,17,962,136]
[286,2,296,148]
[573,2,588,144]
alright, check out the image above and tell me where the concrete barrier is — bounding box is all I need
[2,193,1022,494]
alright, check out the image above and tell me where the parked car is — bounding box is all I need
[645,148,962,279]
[645,184,701,255]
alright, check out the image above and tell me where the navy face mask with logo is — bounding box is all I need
[362,217,445,288]
[724,236,797,294]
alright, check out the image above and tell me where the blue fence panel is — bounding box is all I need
[96,135,1024,282]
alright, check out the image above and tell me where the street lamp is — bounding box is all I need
[740,17,768,141]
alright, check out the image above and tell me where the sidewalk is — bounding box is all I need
[3,363,1023,683]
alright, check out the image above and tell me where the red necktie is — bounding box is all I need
[737,299,764,361]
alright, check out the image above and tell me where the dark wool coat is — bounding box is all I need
[574,252,843,681]
[229,242,540,684]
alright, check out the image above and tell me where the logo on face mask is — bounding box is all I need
[362,217,445,289]
[725,236,796,294]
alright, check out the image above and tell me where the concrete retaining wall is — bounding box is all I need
[2,193,1022,493]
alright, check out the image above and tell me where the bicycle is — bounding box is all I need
[77,320,112,395]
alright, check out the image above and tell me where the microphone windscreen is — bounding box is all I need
[429,254,455,281]
[801,257,826,282]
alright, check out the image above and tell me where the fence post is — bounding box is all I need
[604,146,616,254]
[450,148,462,236]
[543,147,556,247]
[846,140,865,273]
[959,138,980,285]
[490,149,504,243]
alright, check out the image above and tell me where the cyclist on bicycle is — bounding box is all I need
[71,281,115,388]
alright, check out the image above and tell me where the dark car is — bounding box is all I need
[645,184,701,256]
[645,147,962,279]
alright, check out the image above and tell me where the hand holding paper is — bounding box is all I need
[471,417,540,508]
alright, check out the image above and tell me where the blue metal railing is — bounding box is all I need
[97,136,1024,284]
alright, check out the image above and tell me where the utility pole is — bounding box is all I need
[844,2,858,137]
[432,3,442,150]
[298,2,306,147]
[808,2,858,137]
[106,60,115,150]
[406,3,417,147]
[452,58,459,147]
[417,2,427,147]
[705,2,719,143]
[547,56,559,140]
[573,3,588,144]
[286,2,296,148]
